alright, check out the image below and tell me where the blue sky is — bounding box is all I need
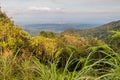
[1,0,120,24]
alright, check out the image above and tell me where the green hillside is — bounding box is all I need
[76,20,120,39]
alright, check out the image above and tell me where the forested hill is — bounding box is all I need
[64,20,120,39]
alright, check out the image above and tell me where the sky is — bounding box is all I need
[0,0,120,24]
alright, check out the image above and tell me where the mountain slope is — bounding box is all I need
[0,10,31,54]
[75,20,120,39]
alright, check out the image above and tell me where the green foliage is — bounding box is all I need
[63,20,120,40]
[90,45,113,52]
[89,45,114,59]
[110,30,120,39]
[0,47,119,80]
[0,10,32,58]
[39,31,56,38]
[0,10,14,26]
[108,31,120,52]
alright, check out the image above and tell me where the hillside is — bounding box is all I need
[66,20,120,39]
[0,10,31,55]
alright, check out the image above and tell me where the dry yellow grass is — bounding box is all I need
[3,50,13,58]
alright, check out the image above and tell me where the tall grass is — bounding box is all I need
[0,50,120,80]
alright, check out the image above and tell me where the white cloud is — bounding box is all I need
[1,0,120,24]
[50,0,120,3]
[28,6,65,12]
[29,7,51,11]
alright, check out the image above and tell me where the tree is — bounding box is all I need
[39,31,56,38]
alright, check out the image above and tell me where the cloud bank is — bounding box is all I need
[1,0,120,24]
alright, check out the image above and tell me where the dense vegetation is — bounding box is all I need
[63,20,120,40]
[0,10,120,80]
